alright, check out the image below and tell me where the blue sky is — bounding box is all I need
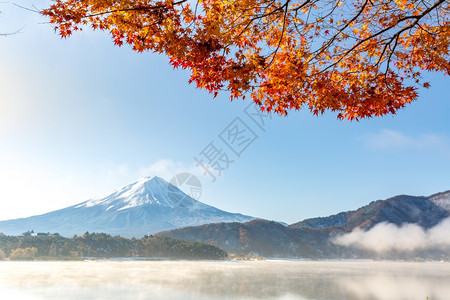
[0,1,449,224]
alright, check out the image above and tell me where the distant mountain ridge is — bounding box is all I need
[0,176,254,237]
[158,191,450,259]
[158,219,345,258]
[290,194,449,230]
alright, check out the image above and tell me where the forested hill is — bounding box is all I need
[0,232,227,260]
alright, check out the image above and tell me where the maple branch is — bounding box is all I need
[314,0,448,75]
[384,33,400,79]
[75,0,188,19]
[0,24,24,36]
[13,3,40,14]
[309,0,371,61]
[41,0,450,119]
[264,1,291,67]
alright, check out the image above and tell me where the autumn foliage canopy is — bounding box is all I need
[43,0,449,119]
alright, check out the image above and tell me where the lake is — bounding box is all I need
[1,260,449,299]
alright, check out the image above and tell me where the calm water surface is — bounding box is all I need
[0,260,449,300]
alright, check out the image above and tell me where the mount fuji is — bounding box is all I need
[0,176,254,237]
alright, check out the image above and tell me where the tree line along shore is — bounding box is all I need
[0,232,228,260]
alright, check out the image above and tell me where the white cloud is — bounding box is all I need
[362,129,450,156]
[333,217,450,252]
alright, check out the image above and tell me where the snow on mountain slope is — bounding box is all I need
[0,176,254,238]
[429,190,450,212]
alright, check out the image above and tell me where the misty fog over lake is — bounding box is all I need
[1,260,449,300]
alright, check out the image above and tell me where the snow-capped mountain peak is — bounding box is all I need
[78,176,195,210]
[0,176,255,237]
